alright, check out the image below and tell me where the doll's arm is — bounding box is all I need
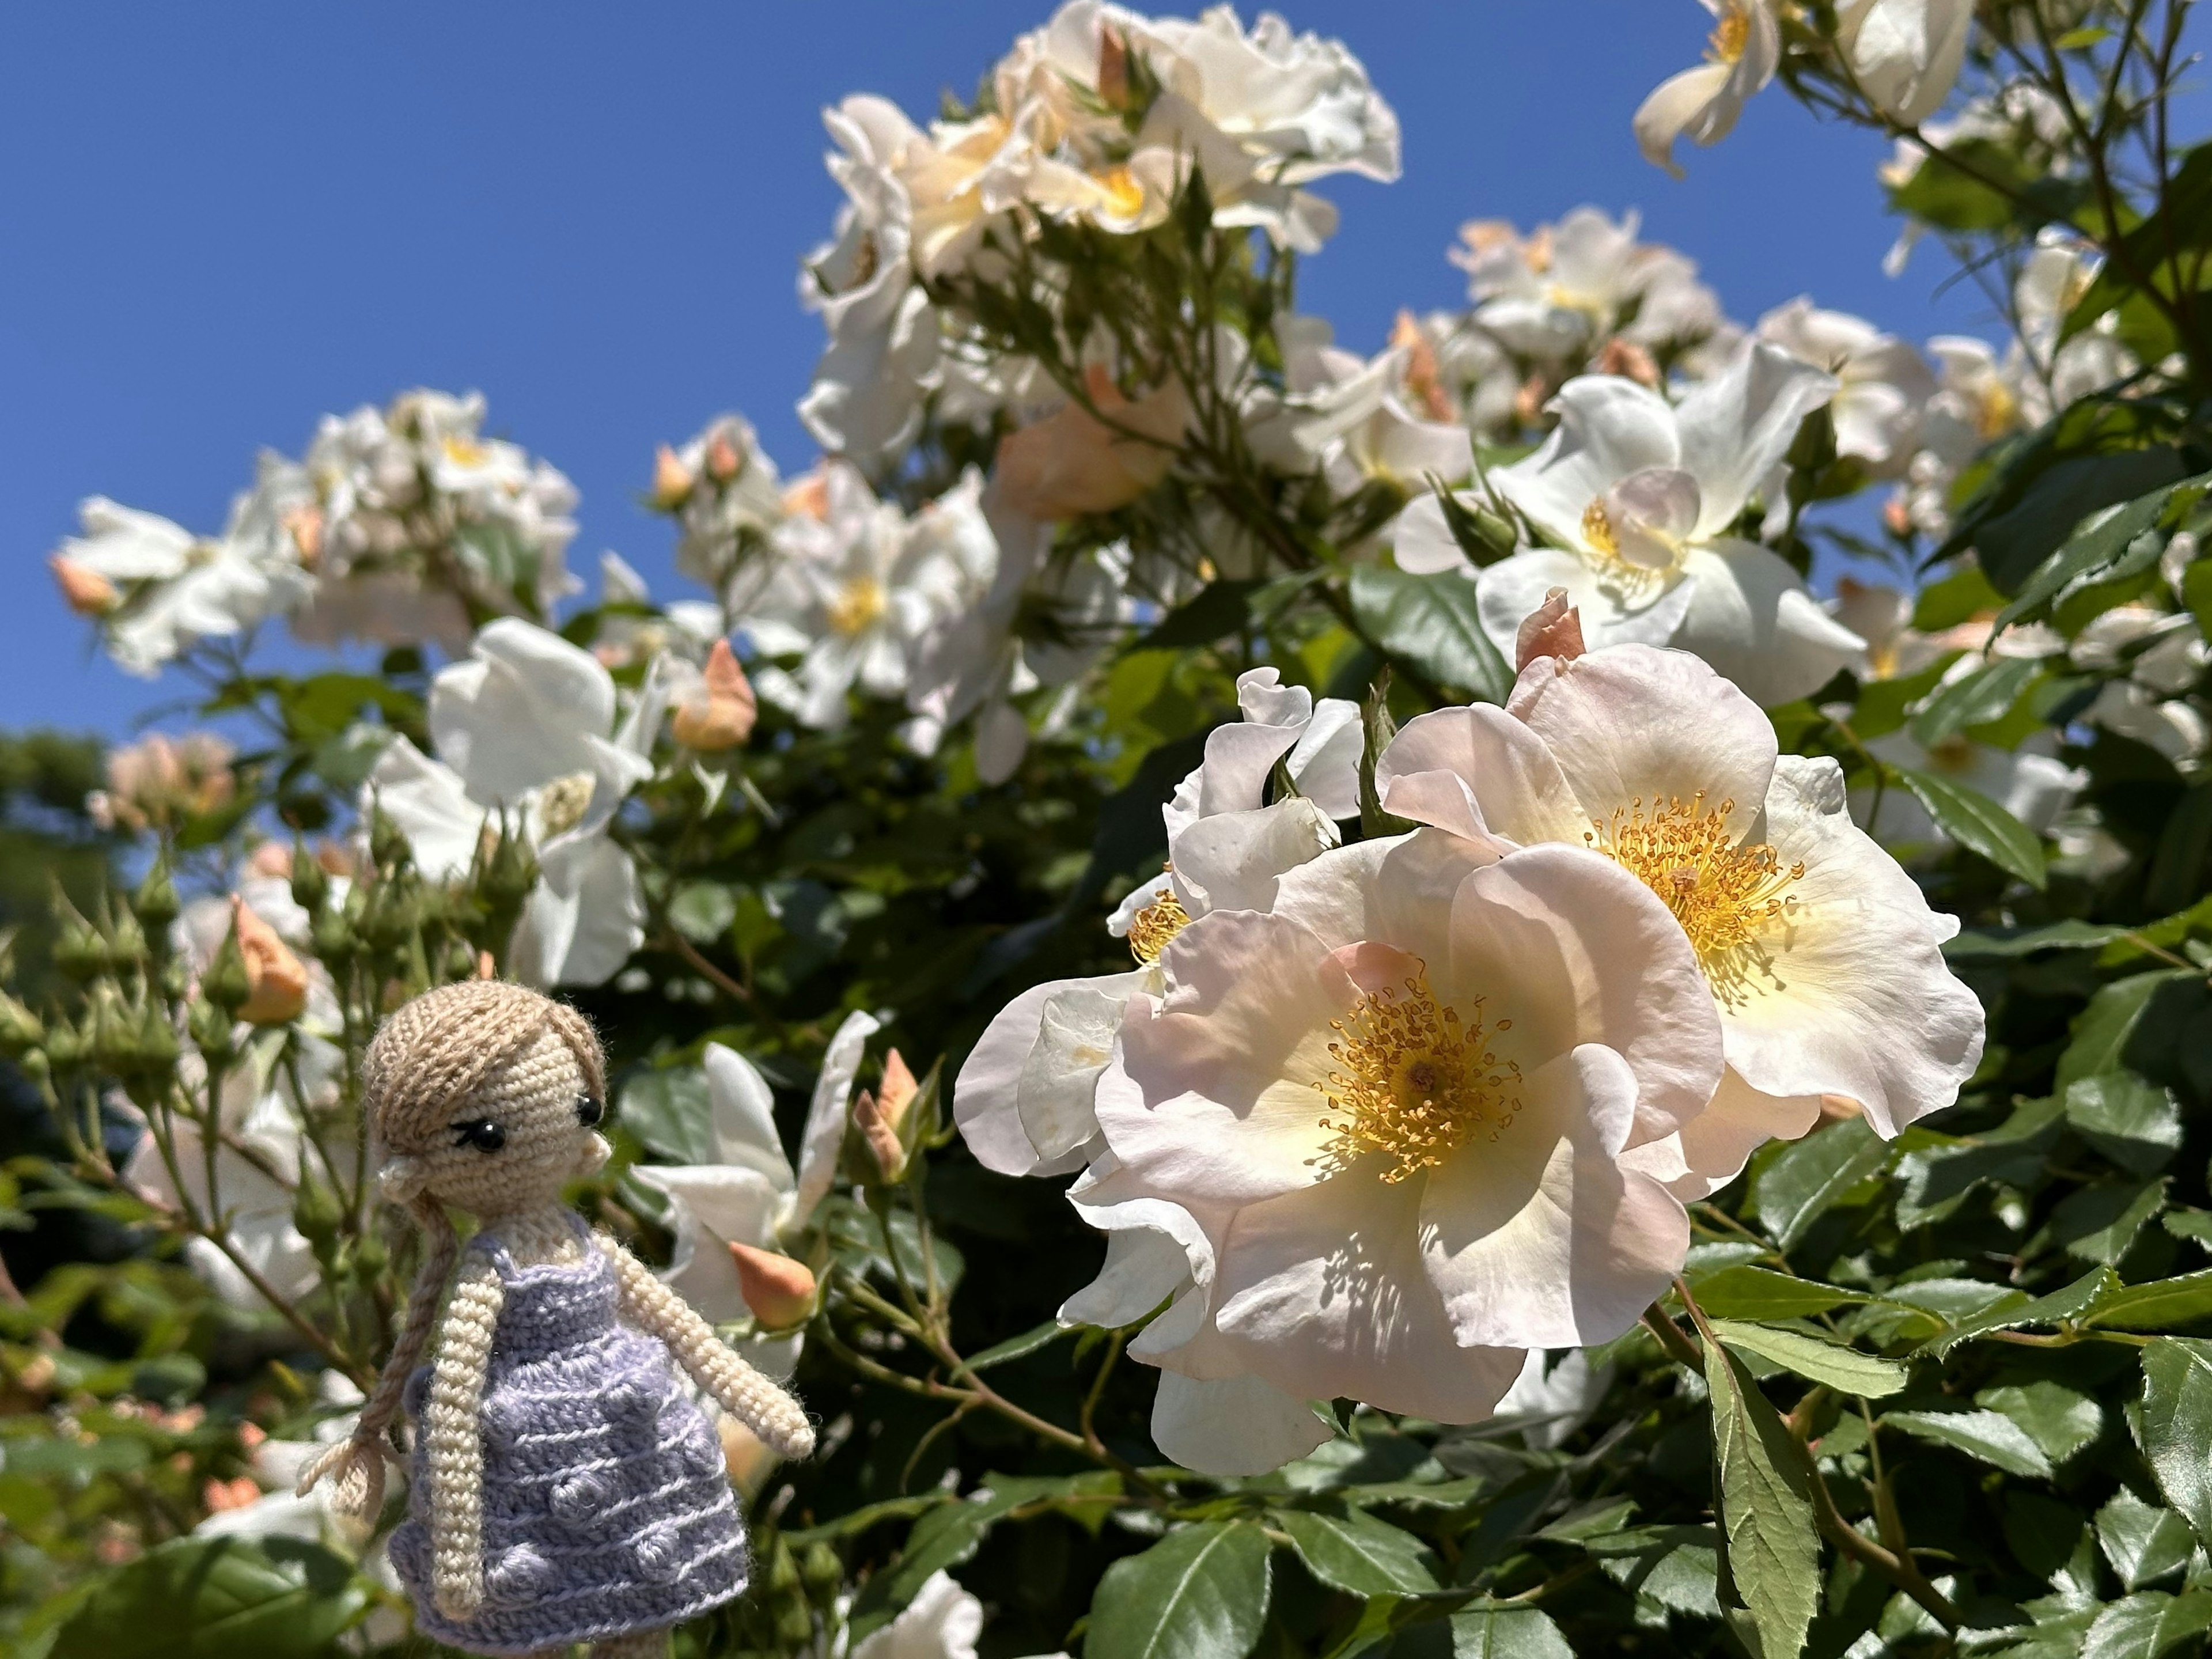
[597,1233,815,1460]
[425,1252,503,1624]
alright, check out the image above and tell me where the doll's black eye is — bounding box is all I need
[575,1093,604,1128]
[451,1119,507,1153]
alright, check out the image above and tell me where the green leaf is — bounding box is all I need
[1702,1330,1819,1659]
[1274,1508,1442,1596]
[1883,1408,2054,1478]
[964,1319,1075,1372]
[1973,447,2191,597]
[2082,1589,2212,1659]
[1926,1266,2119,1355]
[1448,1602,1574,1657]
[1908,656,2041,747]
[2089,1268,2212,1331]
[1347,566,1512,703]
[1692,1267,1873,1322]
[1085,1521,1274,1659]
[1753,1116,1892,1249]
[846,1474,1109,1637]
[1978,1381,2104,1466]
[2053,1178,2169,1266]
[2059,972,2194,1092]
[618,1065,718,1166]
[1892,769,2047,888]
[2066,1073,2184,1175]
[2098,1492,2195,1590]
[1137,579,1267,650]
[1710,1320,1907,1397]
[51,1537,368,1659]
[2138,1338,2212,1543]
[1995,471,2209,629]
[1944,920,2130,959]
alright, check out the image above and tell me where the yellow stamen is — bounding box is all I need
[1097,166,1146,220]
[1581,499,1619,556]
[1586,792,1802,1005]
[1126,880,1190,964]
[1707,2,1751,64]
[1976,380,2020,440]
[1311,967,1520,1184]
[537,771,597,839]
[442,435,489,469]
[825,574,888,637]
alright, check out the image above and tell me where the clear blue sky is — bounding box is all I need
[0,2,2062,736]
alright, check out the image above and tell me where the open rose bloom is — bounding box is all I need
[1085,826,1724,1456]
[1378,642,1984,1192]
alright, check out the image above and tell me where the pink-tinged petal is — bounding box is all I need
[1506,644,1777,842]
[1721,756,1985,1135]
[1150,1372,1332,1477]
[1672,541,1868,707]
[1103,914,1354,1208]
[1477,548,1698,662]
[1421,1046,1690,1349]
[1271,832,1497,957]
[1669,1068,1824,1200]
[1210,1166,1531,1421]
[1447,846,1724,1144]
[956,979,1066,1175]
[1378,705,1590,849]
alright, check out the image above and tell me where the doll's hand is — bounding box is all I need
[293,1433,391,1522]
[703,1349,815,1461]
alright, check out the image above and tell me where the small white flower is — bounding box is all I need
[1836,0,1974,126]
[1756,299,1936,477]
[1483,342,1866,706]
[366,619,666,988]
[1634,1,1782,176]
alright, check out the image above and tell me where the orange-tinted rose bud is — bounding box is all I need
[650,445,695,510]
[876,1049,918,1132]
[231,897,309,1025]
[728,1241,818,1330]
[671,639,757,751]
[50,555,118,616]
[704,434,742,483]
[851,1088,906,1182]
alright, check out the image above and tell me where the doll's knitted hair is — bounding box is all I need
[309,981,605,1520]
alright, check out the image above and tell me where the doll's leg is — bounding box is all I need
[590,1630,671,1658]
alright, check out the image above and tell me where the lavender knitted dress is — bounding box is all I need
[388,1219,750,1654]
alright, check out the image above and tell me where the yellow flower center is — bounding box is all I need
[1707,2,1751,63]
[1586,793,1802,1005]
[1097,165,1146,219]
[825,574,888,637]
[1126,882,1190,963]
[1581,499,1619,556]
[537,771,597,839]
[442,435,489,469]
[1311,967,1519,1184]
[1976,380,2020,440]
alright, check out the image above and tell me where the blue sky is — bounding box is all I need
[0,2,2051,736]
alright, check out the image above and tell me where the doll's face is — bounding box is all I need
[411,1025,608,1217]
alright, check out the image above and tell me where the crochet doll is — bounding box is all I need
[297,980,815,1658]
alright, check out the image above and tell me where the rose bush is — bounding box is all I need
[9,4,2212,1657]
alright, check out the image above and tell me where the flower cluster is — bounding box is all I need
[51,389,578,673]
[958,631,1983,1475]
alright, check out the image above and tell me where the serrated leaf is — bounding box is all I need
[1979,1381,2104,1466]
[2139,1339,2212,1544]
[2098,1492,2195,1589]
[2066,1073,2184,1175]
[1347,566,1512,703]
[1692,1267,1874,1322]
[2090,1268,2212,1331]
[51,1536,368,1659]
[1086,1521,1274,1659]
[1702,1327,1818,1658]
[1927,1267,2119,1356]
[2058,972,2194,1092]
[1753,1116,1892,1249]
[1892,768,2047,888]
[1711,1320,1907,1397]
[1274,1507,1441,1596]
[1884,1408,2054,1478]
[2082,1589,2212,1659]
[1448,1602,1574,1657]
[1909,656,2042,747]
